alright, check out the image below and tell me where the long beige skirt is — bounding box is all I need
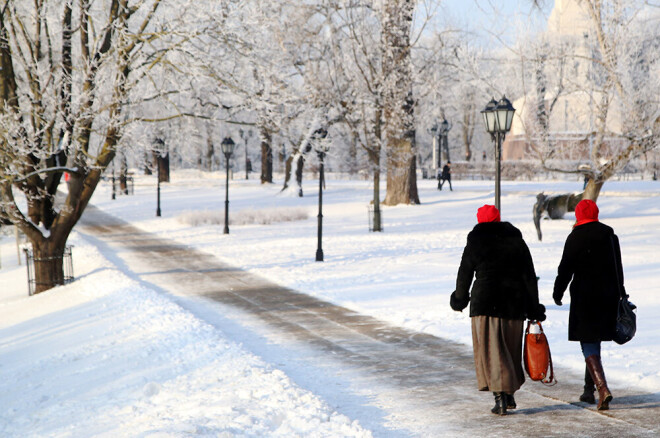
[471,315,525,393]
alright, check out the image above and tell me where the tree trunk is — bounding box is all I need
[583,179,604,201]
[295,155,304,196]
[282,146,306,197]
[381,0,419,206]
[206,135,214,171]
[372,160,382,232]
[144,151,153,175]
[260,128,273,184]
[384,137,419,205]
[282,153,304,197]
[31,239,66,294]
[283,154,293,191]
[462,107,474,161]
[119,154,128,194]
[370,102,384,227]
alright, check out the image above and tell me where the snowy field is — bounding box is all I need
[0,169,658,436]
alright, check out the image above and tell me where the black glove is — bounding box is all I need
[553,291,563,306]
[529,304,546,322]
[450,291,468,312]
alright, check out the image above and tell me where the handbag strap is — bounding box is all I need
[542,346,557,386]
[536,321,557,386]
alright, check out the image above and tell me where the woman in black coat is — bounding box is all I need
[450,205,546,415]
[553,199,625,410]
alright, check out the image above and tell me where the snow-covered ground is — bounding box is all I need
[0,170,658,436]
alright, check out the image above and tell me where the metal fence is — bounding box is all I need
[24,246,74,296]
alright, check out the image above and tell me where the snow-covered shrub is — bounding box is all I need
[178,207,309,227]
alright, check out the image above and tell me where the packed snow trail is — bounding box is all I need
[79,206,660,437]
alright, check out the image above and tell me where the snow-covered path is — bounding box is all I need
[78,205,660,437]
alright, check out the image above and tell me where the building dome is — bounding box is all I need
[548,0,591,37]
[502,0,625,161]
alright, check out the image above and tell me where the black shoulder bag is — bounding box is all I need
[611,236,636,345]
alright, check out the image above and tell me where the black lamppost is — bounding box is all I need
[111,160,116,200]
[221,136,235,234]
[439,118,451,165]
[156,174,161,217]
[154,138,165,217]
[481,96,515,211]
[430,123,438,175]
[239,129,252,180]
[313,128,329,262]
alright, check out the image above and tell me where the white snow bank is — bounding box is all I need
[0,233,371,437]
[178,206,310,226]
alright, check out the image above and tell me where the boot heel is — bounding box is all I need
[579,390,595,404]
[580,365,596,404]
[598,391,613,411]
[506,393,517,409]
[586,355,614,411]
[491,392,508,415]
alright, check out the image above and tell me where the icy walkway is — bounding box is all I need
[79,206,660,437]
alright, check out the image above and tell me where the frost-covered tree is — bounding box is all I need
[0,0,212,293]
[381,0,419,204]
[194,0,438,208]
[415,32,491,165]
[193,1,324,186]
[283,0,431,207]
[514,0,659,200]
[287,1,387,219]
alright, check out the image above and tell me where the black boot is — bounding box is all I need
[586,355,613,410]
[491,392,507,415]
[505,393,517,409]
[579,365,596,404]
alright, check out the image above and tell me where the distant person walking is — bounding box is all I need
[553,199,625,410]
[450,205,546,416]
[438,161,452,191]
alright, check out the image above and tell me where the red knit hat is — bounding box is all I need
[574,199,599,227]
[477,205,501,223]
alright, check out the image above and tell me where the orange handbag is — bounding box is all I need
[523,320,557,385]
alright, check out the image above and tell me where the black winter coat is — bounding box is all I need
[450,222,546,321]
[553,221,624,342]
[441,164,451,180]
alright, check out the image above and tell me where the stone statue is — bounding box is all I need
[533,192,583,241]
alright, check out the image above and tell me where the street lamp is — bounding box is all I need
[153,138,166,217]
[481,96,515,211]
[430,124,438,174]
[221,136,235,234]
[239,129,252,180]
[439,118,451,166]
[313,127,329,262]
[111,160,116,201]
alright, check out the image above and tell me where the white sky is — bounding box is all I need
[427,0,554,46]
